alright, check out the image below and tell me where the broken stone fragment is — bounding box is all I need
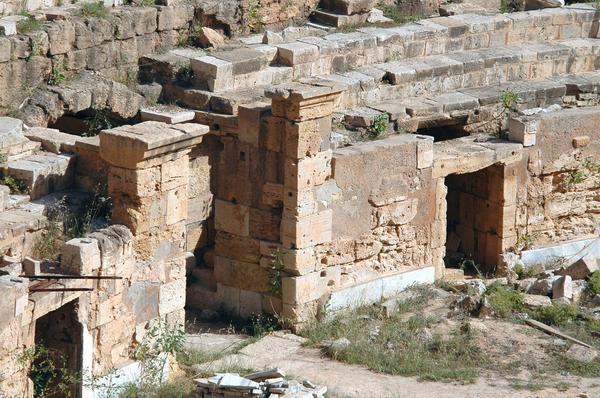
[524,0,564,10]
[556,254,599,280]
[552,275,573,300]
[196,27,225,48]
[565,344,598,363]
[329,337,351,353]
[522,294,552,309]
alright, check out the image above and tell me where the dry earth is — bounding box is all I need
[184,324,600,398]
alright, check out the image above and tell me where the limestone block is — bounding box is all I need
[572,135,590,148]
[215,231,261,263]
[61,238,101,275]
[44,20,75,55]
[156,5,194,31]
[285,117,332,159]
[262,182,283,208]
[229,260,270,292]
[284,150,332,190]
[21,256,38,276]
[320,0,376,14]
[191,56,233,88]
[215,200,250,236]
[281,210,332,249]
[239,289,263,318]
[23,127,77,154]
[276,42,319,66]
[283,186,317,217]
[165,187,187,225]
[0,117,24,148]
[557,254,599,280]
[99,122,207,169]
[552,275,573,300]
[249,208,281,241]
[375,198,418,227]
[213,48,269,75]
[416,136,433,169]
[237,102,271,146]
[159,278,186,315]
[0,37,10,62]
[282,266,340,305]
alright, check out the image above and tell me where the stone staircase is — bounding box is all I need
[138,5,599,122]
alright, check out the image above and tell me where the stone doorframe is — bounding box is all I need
[431,137,523,278]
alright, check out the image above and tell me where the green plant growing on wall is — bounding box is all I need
[16,15,42,34]
[564,169,585,190]
[47,64,65,86]
[0,152,7,168]
[583,157,600,174]
[367,113,389,139]
[516,231,539,252]
[79,2,109,18]
[17,345,80,398]
[377,1,423,24]
[245,0,263,33]
[501,90,518,110]
[269,249,285,296]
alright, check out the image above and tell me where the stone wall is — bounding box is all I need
[327,134,439,283]
[515,107,600,249]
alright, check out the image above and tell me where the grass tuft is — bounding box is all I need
[485,282,524,317]
[79,2,109,18]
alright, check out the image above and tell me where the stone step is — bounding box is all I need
[344,70,600,134]
[140,106,196,124]
[0,205,48,260]
[186,284,220,311]
[185,6,597,95]
[310,9,368,28]
[319,38,600,110]
[6,152,77,200]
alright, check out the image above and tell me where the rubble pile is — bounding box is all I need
[194,369,327,398]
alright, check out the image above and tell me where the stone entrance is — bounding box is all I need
[33,300,83,398]
[445,164,515,273]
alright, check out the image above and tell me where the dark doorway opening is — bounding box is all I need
[33,300,83,398]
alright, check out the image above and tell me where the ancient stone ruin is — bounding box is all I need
[0,0,599,395]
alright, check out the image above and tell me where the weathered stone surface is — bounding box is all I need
[557,254,599,280]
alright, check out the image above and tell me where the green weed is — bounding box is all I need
[531,304,579,327]
[47,64,65,86]
[1,175,29,194]
[367,113,388,139]
[589,271,600,295]
[377,2,423,24]
[32,222,64,260]
[485,282,524,318]
[501,90,518,109]
[16,15,42,34]
[78,2,109,18]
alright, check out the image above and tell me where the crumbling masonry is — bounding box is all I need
[1,1,600,396]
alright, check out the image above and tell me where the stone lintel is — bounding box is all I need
[265,80,346,102]
[99,121,209,169]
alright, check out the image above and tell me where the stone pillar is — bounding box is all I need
[265,83,343,324]
[99,122,207,324]
[99,122,207,261]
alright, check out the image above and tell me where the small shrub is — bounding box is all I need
[485,282,524,317]
[589,271,600,295]
[175,66,194,87]
[78,2,109,18]
[501,90,518,109]
[1,175,29,194]
[0,152,7,168]
[32,222,64,260]
[564,169,585,190]
[582,157,600,174]
[367,113,388,139]
[17,344,80,398]
[268,249,284,296]
[47,64,65,86]
[531,304,579,326]
[84,108,118,137]
[377,2,422,24]
[17,15,42,34]
[245,0,263,33]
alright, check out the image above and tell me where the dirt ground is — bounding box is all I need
[183,310,600,398]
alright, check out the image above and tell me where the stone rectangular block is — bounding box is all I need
[159,278,186,316]
[281,210,332,249]
[215,199,250,236]
[277,42,319,66]
[284,117,332,159]
[284,150,332,190]
[61,238,101,274]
